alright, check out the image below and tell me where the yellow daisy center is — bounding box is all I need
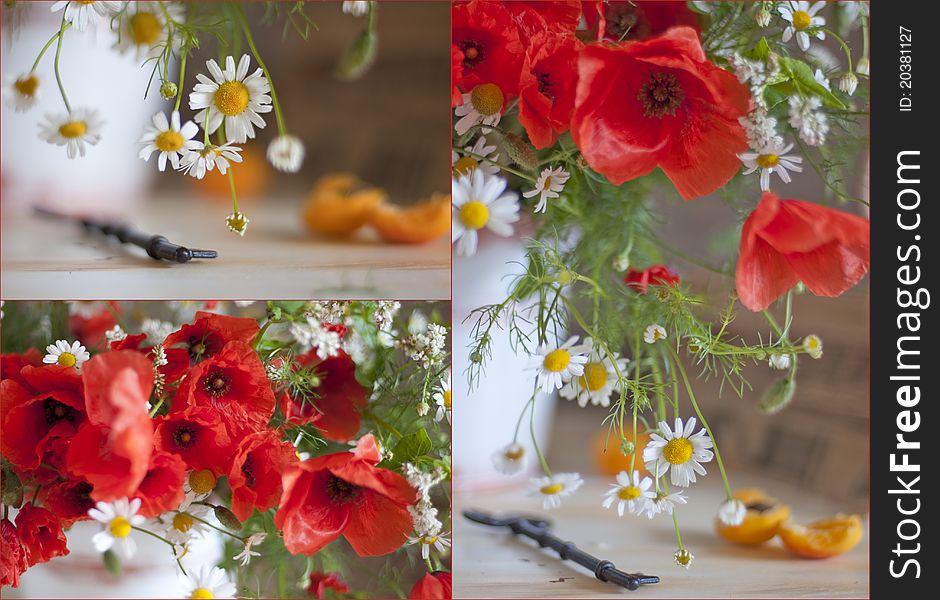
[14,75,38,97]
[190,588,214,600]
[442,390,452,410]
[453,156,479,176]
[756,154,780,168]
[58,121,87,139]
[156,130,185,152]
[109,517,131,538]
[543,349,571,373]
[129,12,163,46]
[214,81,250,116]
[470,83,504,117]
[806,337,820,350]
[57,352,77,367]
[792,10,811,30]
[540,483,564,495]
[189,469,217,494]
[173,513,195,533]
[579,362,608,392]
[542,176,554,191]
[504,446,524,460]
[421,536,439,545]
[459,200,489,229]
[662,438,694,465]
[617,486,642,500]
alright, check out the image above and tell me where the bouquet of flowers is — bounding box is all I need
[452,0,869,568]
[1,300,452,598]
[2,0,380,235]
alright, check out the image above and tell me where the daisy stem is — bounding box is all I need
[529,387,552,477]
[463,151,537,183]
[148,395,166,418]
[425,558,434,573]
[174,50,188,113]
[237,6,287,135]
[821,28,853,72]
[512,392,535,444]
[671,510,684,550]
[629,330,641,473]
[668,346,734,501]
[31,23,71,73]
[861,16,869,62]
[186,512,246,542]
[53,13,72,113]
[131,525,176,548]
[228,169,238,214]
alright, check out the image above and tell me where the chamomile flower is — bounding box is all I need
[779,1,826,52]
[266,134,305,173]
[155,505,209,545]
[183,565,237,600]
[50,0,119,31]
[452,136,500,177]
[408,533,451,560]
[452,169,520,257]
[559,338,628,408]
[433,372,451,423]
[114,2,184,60]
[88,498,146,560]
[643,418,714,487]
[639,489,688,519]
[139,110,200,172]
[232,533,266,567]
[189,54,272,143]
[454,84,503,136]
[839,72,859,96]
[523,166,569,214]
[527,336,588,395]
[717,498,747,526]
[492,443,526,475]
[178,141,243,179]
[602,471,655,517]
[43,340,90,369]
[528,472,583,510]
[2,73,40,112]
[768,353,792,370]
[674,548,694,569]
[183,469,218,506]
[643,324,667,344]
[738,140,803,191]
[803,334,823,359]
[38,108,105,159]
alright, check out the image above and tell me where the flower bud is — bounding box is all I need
[756,8,772,27]
[226,211,250,236]
[855,57,870,76]
[335,30,377,82]
[758,377,796,414]
[159,81,178,100]
[838,72,858,96]
[501,132,538,171]
[674,548,694,569]
[103,549,122,577]
[214,505,243,530]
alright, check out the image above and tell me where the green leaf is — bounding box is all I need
[778,57,846,109]
[746,37,771,61]
[385,429,432,468]
[763,82,795,110]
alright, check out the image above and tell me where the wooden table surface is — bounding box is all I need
[453,473,868,598]
[0,197,449,300]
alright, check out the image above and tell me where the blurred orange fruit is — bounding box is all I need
[716,488,791,546]
[369,193,451,243]
[301,173,387,236]
[192,145,270,200]
[591,428,649,477]
[779,514,864,558]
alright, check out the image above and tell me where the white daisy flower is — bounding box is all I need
[802,334,823,359]
[738,140,803,191]
[88,498,146,560]
[232,532,266,567]
[454,84,503,136]
[674,547,694,569]
[492,443,526,475]
[38,108,105,159]
[643,324,667,344]
[43,340,90,369]
[602,470,655,517]
[154,504,210,545]
[182,469,217,508]
[527,336,588,395]
[183,565,237,599]
[266,134,305,173]
[717,498,747,526]
[408,533,451,560]
[138,110,200,172]
[189,54,272,143]
[643,417,714,487]
[50,0,120,31]
[523,166,570,214]
[2,72,40,112]
[342,1,370,17]
[433,372,451,423]
[452,135,500,177]
[559,338,628,408]
[813,68,831,91]
[528,472,583,510]
[452,169,520,257]
[779,1,826,52]
[113,2,184,60]
[638,489,688,519]
[178,141,243,179]
[768,353,792,370]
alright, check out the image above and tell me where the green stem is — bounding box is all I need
[31,24,71,73]
[237,5,287,135]
[861,16,869,61]
[174,50,188,113]
[186,512,246,542]
[529,391,551,477]
[148,396,166,418]
[252,319,272,350]
[672,509,684,550]
[228,169,238,214]
[53,13,72,113]
[821,28,853,72]
[461,151,536,183]
[131,525,176,547]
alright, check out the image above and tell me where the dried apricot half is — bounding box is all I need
[369,193,451,243]
[302,173,387,236]
[715,488,791,545]
[779,514,864,558]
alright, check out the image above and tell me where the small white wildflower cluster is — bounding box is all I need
[289,317,342,360]
[404,463,451,560]
[151,344,169,400]
[373,301,401,332]
[141,318,175,342]
[400,323,448,368]
[306,301,348,323]
[729,53,780,106]
[788,95,829,146]
[104,324,127,344]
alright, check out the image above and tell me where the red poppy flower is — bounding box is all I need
[163,311,260,365]
[502,0,581,37]
[14,503,69,567]
[452,0,524,97]
[624,264,680,294]
[452,45,465,107]
[133,450,187,518]
[39,479,96,528]
[584,0,700,42]
[173,341,275,432]
[307,571,349,599]
[154,407,234,476]
[410,572,452,600]
[69,302,120,351]
[571,27,750,200]
[280,349,368,443]
[228,430,298,522]
[1,519,28,588]
[321,322,348,339]
[111,333,190,385]
[736,192,870,312]
[518,31,582,149]
[0,348,42,388]
[0,365,85,470]
[274,434,417,557]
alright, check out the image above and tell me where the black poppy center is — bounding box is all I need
[326,474,361,504]
[242,455,256,488]
[202,369,231,398]
[173,425,197,449]
[459,40,485,68]
[638,72,684,118]
[536,71,555,101]
[72,481,95,512]
[604,5,650,40]
[43,397,76,425]
[187,335,213,362]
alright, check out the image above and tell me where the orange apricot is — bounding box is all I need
[301,173,387,236]
[715,488,791,546]
[779,514,864,559]
[369,193,451,243]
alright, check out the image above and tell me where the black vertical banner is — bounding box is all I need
[870,1,934,596]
